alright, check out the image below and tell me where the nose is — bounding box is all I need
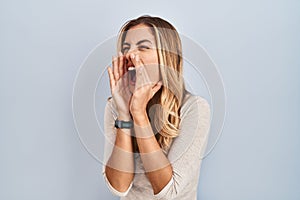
[124,48,139,67]
[125,47,139,58]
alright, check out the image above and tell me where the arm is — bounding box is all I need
[133,96,211,198]
[103,52,135,195]
[105,115,134,192]
[133,112,173,195]
[103,100,135,195]
[128,54,171,194]
[129,55,211,197]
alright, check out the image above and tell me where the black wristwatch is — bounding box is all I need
[114,119,133,129]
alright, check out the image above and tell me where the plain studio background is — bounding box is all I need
[0,0,299,199]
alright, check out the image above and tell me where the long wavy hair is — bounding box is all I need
[117,15,186,150]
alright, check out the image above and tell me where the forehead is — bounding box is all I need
[123,24,155,44]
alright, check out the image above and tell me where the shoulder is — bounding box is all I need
[180,92,210,119]
[167,93,211,161]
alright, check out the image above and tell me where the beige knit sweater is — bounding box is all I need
[102,93,211,200]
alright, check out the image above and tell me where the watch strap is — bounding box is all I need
[114,119,133,129]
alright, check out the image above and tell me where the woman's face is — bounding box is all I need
[122,24,160,93]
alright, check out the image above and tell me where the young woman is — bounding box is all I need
[103,15,211,200]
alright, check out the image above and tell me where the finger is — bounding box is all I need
[133,55,153,90]
[130,54,142,69]
[107,66,115,90]
[112,55,119,80]
[118,51,124,77]
[124,57,128,74]
[152,81,162,93]
[123,69,129,87]
[150,81,162,98]
[123,57,129,86]
[132,55,144,89]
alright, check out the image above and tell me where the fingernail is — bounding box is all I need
[130,54,135,59]
[138,67,143,74]
[118,51,122,57]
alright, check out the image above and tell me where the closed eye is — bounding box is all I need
[138,45,150,50]
[122,47,129,53]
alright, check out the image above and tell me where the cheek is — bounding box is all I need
[140,49,158,64]
[140,55,158,65]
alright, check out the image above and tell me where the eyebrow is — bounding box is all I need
[123,39,152,46]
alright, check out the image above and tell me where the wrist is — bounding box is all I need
[118,112,131,121]
[132,112,149,126]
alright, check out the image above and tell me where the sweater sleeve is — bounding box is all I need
[153,96,211,199]
[102,165,133,197]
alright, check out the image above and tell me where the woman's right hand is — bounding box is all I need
[107,52,132,119]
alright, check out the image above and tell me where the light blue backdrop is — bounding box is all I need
[0,0,299,199]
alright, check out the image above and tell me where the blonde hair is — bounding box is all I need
[117,15,186,150]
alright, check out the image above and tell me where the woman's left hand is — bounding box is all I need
[129,54,162,117]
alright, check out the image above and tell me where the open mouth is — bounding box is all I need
[128,66,136,84]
